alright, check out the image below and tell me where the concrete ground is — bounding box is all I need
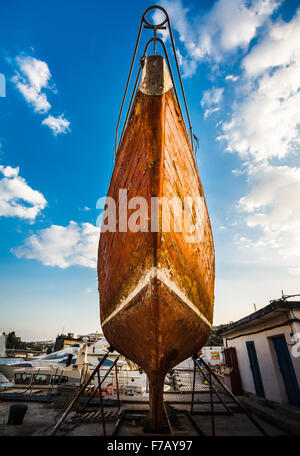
[0,391,289,436]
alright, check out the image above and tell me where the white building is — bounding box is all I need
[221,300,300,407]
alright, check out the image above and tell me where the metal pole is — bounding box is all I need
[163,402,174,436]
[28,368,40,398]
[114,18,144,158]
[185,411,205,436]
[209,368,215,436]
[50,350,112,435]
[81,357,119,411]
[112,410,125,436]
[194,360,232,414]
[190,361,196,414]
[23,371,34,395]
[115,363,120,411]
[48,367,58,397]
[193,356,268,436]
[97,369,106,436]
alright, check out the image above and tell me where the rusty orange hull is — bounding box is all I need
[98,60,215,430]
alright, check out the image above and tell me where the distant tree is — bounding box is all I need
[6,331,26,349]
[205,323,233,346]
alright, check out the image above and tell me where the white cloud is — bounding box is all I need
[16,55,51,92]
[220,7,300,162]
[12,56,52,113]
[157,0,280,76]
[243,8,300,76]
[204,107,220,120]
[220,9,300,161]
[218,6,300,279]
[201,87,224,107]
[0,165,19,178]
[201,87,223,119]
[236,162,300,273]
[13,81,51,113]
[12,221,99,269]
[221,71,300,161]
[203,0,280,56]
[12,54,71,134]
[225,74,239,81]
[0,165,47,220]
[154,0,189,43]
[42,114,70,136]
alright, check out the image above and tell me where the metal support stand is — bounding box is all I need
[192,355,268,436]
[190,361,197,414]
[28,368,40,399]
[81,356,119,411]
[97,369,106,436]
[47,367,58,398]
[209,368,215,436]
[115,363,120,411]
[115,5,195,159]
[50,347,114,436]
[194,359,233,414]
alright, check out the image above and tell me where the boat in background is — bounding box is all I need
[0,372,13,389]
[0,344,81,381]
[10,342,91,391]
[0,336,148,396]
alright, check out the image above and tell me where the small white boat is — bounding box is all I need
[0,344,80,381]
[12,366,82,390]
[10,342,91,390]
[1,338,148,396]
[0,372,13,389]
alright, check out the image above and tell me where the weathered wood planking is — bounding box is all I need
[98,55,215,430]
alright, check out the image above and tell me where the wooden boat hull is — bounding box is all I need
[98,56,215,430]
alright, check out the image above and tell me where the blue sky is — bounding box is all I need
[1,0,300,340]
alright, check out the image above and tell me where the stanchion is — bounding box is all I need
[190,360,197,414]
[209,368,215,436]
[115,363,120,411]
[50,347,114,436]
[193,359,233,414]
[192,355,268,436]
[97,369,106,436]
[81,356,119,411]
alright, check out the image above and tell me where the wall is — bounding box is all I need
[223,309,300,405]
[202,346,224,365]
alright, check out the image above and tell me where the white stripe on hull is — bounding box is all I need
[101,267,212,329]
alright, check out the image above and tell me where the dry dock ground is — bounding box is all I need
[0,391,292,436]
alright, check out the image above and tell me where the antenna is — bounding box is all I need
[270,291,300,303]
[281,292,300,300]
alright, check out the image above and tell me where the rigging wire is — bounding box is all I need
[114,5,194,161]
